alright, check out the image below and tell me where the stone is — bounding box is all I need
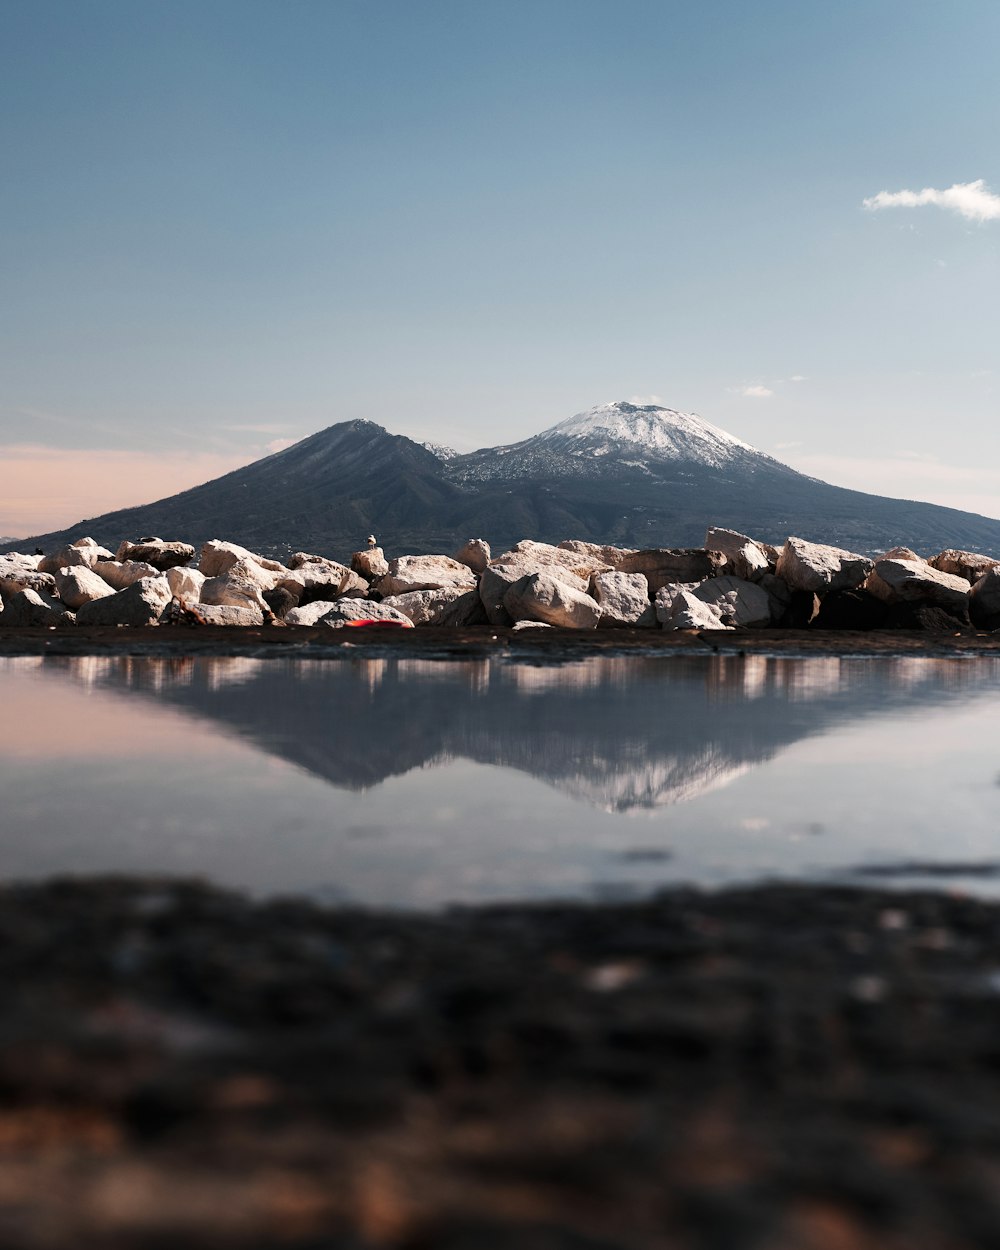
[199,540,287,577]
[757,573,792,625]
[284,600,344,627]
[692,575,771,628]
[115,539,195,570]
[53,566,115,610]
[316,599,415,628]
[502,572,602,629]
[435,588,488,627]
[811,589,889,631]
[452,538,491,574]
[590,571,656,628]
[882,602,972,633]
[493,539,607,581]
[201,559,274,614]
[704,527,773,581]
[557,539,638,567]
[165,566,207,601]
[478,565,518,626]
[0,555,55,598]
[880,546,923,563]
[969,568,1000,630]
[262,587,297,619]
[775,537,873,596]
[287,553,362,592]
[657,588,733,631]
[38,545,97,574]
[617,548,727,594]
[93,559,161,590]
[929,549,1000,585]
[350,548,390,581]
[0,588,75,626]
[381,586,484,626]
[777,589,820,628]
[192,604,265,627]
[75,577,173,627]
[511,620,553,631]
[865,559,970,614]
[376,555,476,598]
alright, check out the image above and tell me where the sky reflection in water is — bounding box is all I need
[2,653,1000,907]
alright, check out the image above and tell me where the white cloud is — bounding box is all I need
[863,179,1000,223]
[736,384,774,399]
[789,375,806,383]
[629,394,664,405]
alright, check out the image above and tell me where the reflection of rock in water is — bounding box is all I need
[42,654,1000,814]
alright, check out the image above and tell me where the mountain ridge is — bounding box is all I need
[5,401,1000,560]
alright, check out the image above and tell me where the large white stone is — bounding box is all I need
[929,549,1000,585]
[865,559,970,612]
[316,599,415,628]
[775,537,873,595]
[0,588,75,626]
[54,566,115,610]
[590,571,656,628]
[503,572,602,629]
[349,548,390,581]
[381,586,486,626]
[192,604,265,627]
[75,577,173,627]
[116,539,195,570]
[94,559,161,590]
[452,538,491,573]
[970,568,1000,628]
[617,548,728,594]
[704,527,772,581]
[199,540,287,577]
[201,559,273,613]
[693,575,772,628]
[280,559,368,599]
[38,545,97,574]
[376,554,476,597]
[557,540,638,567]
[493,539,606,581]
[166,565,207,600]
[657,588,733,631]
[0,555,55,598]
[284,600,343,626]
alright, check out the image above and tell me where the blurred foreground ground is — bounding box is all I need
[3,877,1000,1249]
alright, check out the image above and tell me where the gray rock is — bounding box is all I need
[0,588,75,626]
[775,537,873,596]
[557,539,638,567]
[478,565,517,626]
[284,600,343,627]
[115,539,195,570]
[503,572,602,629]
[381,586,483,626]
[376,554,477,597]
[317,599,415,628]
[590,571,656,628]
[166,566,207,600]
[929,549,1000,585]
[53,566,115,610]
[93,559,161,590]
[704,527,773,581]
[192,604,266,627]
[757,573,792,624]
[617,548,727,594]
[38,545,96,574]
[75,577,173,626]
[969,567,1000,629]
[199,540,287,577]
[693,575,772,628]
[866,559,970,613]
[452,538,491,574]
[493,539,607,581]
[657,588,733,631]
[0,555,55,599]
[349,548,390,581]
[201,559,273,613]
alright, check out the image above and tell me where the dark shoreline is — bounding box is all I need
[3,622,1000,660]
[4,874,1000,1248]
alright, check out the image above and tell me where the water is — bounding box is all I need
[3,652,1000,907]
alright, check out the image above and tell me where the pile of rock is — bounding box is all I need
[2,530,999,633]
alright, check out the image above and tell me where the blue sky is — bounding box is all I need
[2,0,998,534]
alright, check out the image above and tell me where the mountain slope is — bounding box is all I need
[5,401,1000,560]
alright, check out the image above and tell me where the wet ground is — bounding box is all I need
[4,875,1000,1249]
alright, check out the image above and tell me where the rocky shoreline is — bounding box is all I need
[2,874,1000,1248]
[3,527,1000,636]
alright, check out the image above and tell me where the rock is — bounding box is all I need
[882,602,973,633]
[75,577,173,627]
[376,555,476,597]
[590,571,656,628]
[557,539,638,567]
[969,568,1000,629]
[929,549,1000,585]
[0,588,75,626]
[704,527,773,581]
[201,559,273,614]
[811,589,889,631]
[692,575,771,628]
[116,539,195,570]
[381,587,485,626]
[757,573,792,624]
[37,544,97,574]
[192,604,265,627]
[617,548,727,594]
[93,559,161,590]
[350,548,390,581]
[0,555,55,598]
[199,540,287,577]
[166,566,207,601]
[777,589,820,628]
[493,539,607,581]
[656,588,733,631]
[879,546,923,563]
[262,587,297,619]
[865,559,970,614]
[452,538,491,574]
[775,537,873,596]
[284,600,344,627]
[502,572,602,629]
[511,620,553,631]
[316,600,415,628]
[53,567,115,610]
[287,554,364,595]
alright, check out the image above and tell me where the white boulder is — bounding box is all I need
[865,559,970,612]
[192,604,266,627]
[657,588,733,631]
[116,539,194,570]
[970,568,1000,628]
[704,527,772,581]
[200,559,273,613]
[0,555,55,598]
[75,577,173,627]
[929,549,1000,585]
[692,575,772,628]
[199,540,287,577]
[166,566,207,600]
[590,571,656,627]
[93,559,161,590]
[376,555,476,597]
[502,572,602,629]
[775,537,873,595]
[316,600,415,628]
[452,538,491,573]
[284,601,344,627]
[53,566,115,610]
[350,547,390,581]
[0,588,75,626]
[38,545,97,574]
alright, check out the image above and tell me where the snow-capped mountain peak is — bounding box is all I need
[535,400,759,468]
[422,440,460,461]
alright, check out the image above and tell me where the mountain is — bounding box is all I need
[6,400,1000,559]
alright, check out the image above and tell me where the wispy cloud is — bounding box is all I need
[628,394,664,405]
[863,179,1000,223]
[735,384,774,399]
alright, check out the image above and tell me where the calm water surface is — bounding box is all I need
[3,653,1000,906]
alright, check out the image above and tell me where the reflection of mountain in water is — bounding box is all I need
[48,655,1000,813]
